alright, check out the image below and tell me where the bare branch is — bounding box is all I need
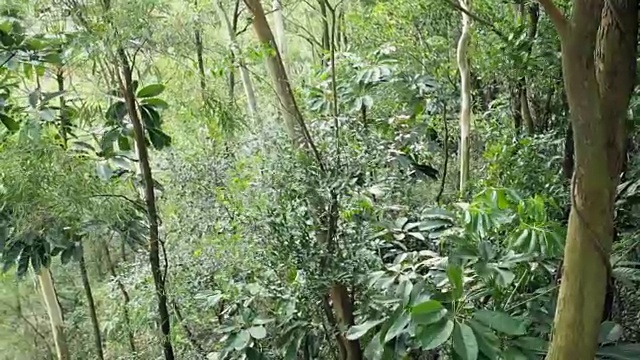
[442,0,507,41]
[538,0,569,38]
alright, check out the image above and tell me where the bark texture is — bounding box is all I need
[456,0,471,195]
[538,1,638,359]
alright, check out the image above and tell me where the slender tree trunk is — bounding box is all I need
[243,1,361,358]
[104,242,136,353]
[456,0,471,196]
[436,103,448,204]
[272,0,289,75]
[116,47,175,360]
[228,0,241,103]
[538,1,638,359]
[78,250,104,360]
[194,0,207,99]
[215,0,258,120]
[39,269,70,360]
[318,0,330,67]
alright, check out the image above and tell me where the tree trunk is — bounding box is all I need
[78,249,104,360]
[104,242,136,353]
[538,1,638,359]
[243,1,361,358]
[456,0,471,196]
[215,0,258,120]
[272,0,289,75]
[38,269,70,360]
[194,0,206,99]
[318,0,330,67]
[116,47,175,360]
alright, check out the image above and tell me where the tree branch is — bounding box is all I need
[537,0,569,38]
[442,0,507,41]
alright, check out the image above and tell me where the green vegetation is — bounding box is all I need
[1,1,640,359]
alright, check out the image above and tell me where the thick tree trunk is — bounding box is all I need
[456,0,471,196]
[116,48,175,360]
[215,0,258,120]
[538,1,638,359]
[38,269,70,360]
[78,250,104,360]
[243,1,361,358]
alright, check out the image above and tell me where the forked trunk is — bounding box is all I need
[456,0,471,196]
[538,1,638,358]
[38,269,70,360]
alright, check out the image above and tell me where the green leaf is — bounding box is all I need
[452,321,478,360]
[503,347,528,360]
[136,84,165,98]
[142,98,169,109]
[346,319,386,340]
[248,326,267,340]
[16,248,30,277]
[105,101,127,125]
[412,300,443,315]
[447,264,464,300]
[384,310,411,343]
[364,333,384,360]
[413,308,447,325]
[512,336,548,353]
[473,310,527,336]
[60,246,74,265]
[599,321,623,344]
[245,347,263,360]
[232,330,251,350]
[468,320,499,360]
[0,113,18,132]
[147,127,172,150]
[419,318,454,350]
[596,344,640,360]
[117,135,131,151]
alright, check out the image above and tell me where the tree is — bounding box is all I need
[538,1,638,358]
[457,0,472,195]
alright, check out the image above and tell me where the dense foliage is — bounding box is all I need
[1,1,640,360]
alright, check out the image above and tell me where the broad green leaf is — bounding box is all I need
[469,320,499,360]
[248,326,267,340]
[452,321,478,360]
[142,98,169,109]
[473,310,527,336]
[413,308,447,325]
[447,264,463,300]
[503,347,528,360]
[384,310,411,343]
[419,318,454,350]
[147,127,172,150]
[364,333,384,360]
[596,344,640,360]
[0,113,18,132]
[346,319,385,340]
[599,321,623,344]
[411,300,443,315]
[232,330,251,350]
[245,347,263,360]
[512,336,547,353]
[137,84,165,98]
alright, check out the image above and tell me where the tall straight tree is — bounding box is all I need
[537,1,638,359]
[457,0,472,195]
